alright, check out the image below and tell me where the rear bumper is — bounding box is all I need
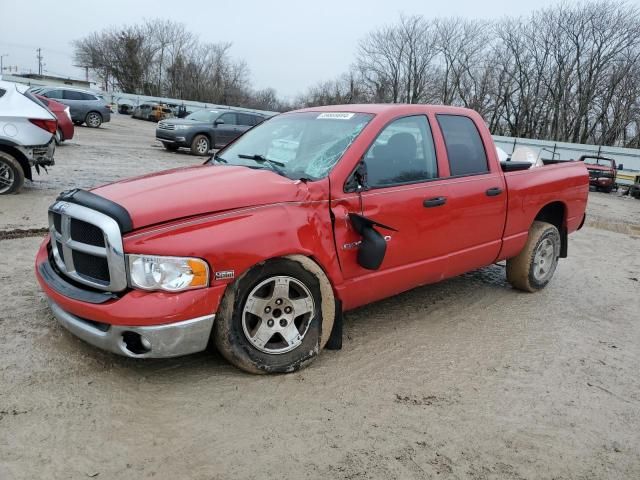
[18,140,55,167]
[48,299,214,358]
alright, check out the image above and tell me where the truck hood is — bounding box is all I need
[91,165,312,230]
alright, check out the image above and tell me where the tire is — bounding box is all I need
[54,128,64,145]
[163,143,179,151]
[213,257,333,374]
[190,134,210,156]
[0,151,25,195]
[603,185,613,194]
[73,120,83,126]
[85,111,102,128]
[507,221,561,292]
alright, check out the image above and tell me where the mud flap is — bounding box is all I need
[324,299,343,350]
[349,214,398,270]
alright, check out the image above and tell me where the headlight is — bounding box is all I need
[127,254,209,292]
[175,125,190,130]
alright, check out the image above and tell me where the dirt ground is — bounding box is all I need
[1,115,639,479]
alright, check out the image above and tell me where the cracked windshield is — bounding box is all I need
[214,112,373,179]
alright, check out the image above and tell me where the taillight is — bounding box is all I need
[29,118,58,134]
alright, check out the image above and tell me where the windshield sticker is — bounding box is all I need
[317,112,355,120]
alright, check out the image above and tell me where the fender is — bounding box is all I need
[123,201,345,301]
[0,142,32,180]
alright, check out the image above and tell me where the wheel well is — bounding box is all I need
[534,201,568,258]
[0,145,32,180]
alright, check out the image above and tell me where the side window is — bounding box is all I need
[0,89,5,98]
[364,115,438,188]
[254,115,265,125]
[237,113,254,126]
[63,90,83,100]
[219,113,237,125]
[436,115,489,176]
[44,89,63,100]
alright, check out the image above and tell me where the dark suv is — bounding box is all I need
[30,87,111,128]
[156,109,267,155]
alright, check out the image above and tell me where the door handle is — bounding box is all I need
[423,196,447,208]
[486,187,503,196]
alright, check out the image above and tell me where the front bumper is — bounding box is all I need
[35,238,227,358]
[156,129,188,146]
[48,299,214,358]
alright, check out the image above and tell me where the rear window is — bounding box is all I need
[22,90,48,110]
[437,115,489,176]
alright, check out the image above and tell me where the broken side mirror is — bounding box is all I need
[349,214,397,270]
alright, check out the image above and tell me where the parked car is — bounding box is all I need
[132,103,154,120]
[0,80,56,194]
[580,155,616,193]
[149,104,174,122]
[118,104,133,115]
[30,86,111,128]
[156,109,267,155]
[36,104,589,373]
[35,94,74,144]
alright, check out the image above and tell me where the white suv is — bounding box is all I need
[0,80,57,194]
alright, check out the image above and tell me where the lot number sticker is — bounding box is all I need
[317,112,355,120]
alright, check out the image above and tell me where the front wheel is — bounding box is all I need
[85,112,102,128]
[190,134,210,156]
[507,221,561,292]
[213,258,333,374]
[0,151,25,195]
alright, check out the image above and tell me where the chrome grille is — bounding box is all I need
[158,122,175,130]
[48,201,127,292]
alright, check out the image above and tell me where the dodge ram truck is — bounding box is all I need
[35,104,589,374]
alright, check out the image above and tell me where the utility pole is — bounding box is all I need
[36,48,44,76]
[0,54,8,75]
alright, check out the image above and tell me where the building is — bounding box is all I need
[0,73,93,90]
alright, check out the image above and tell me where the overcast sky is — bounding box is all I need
[2,0,639,99]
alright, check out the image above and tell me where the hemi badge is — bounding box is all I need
[215,270,235,280]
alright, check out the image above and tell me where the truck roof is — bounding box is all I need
[294,103,477,116]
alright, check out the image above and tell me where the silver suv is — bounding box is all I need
[30,86,111,128]
[0,80,56,194]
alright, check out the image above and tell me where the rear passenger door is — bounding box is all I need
[435,114,507,276]
[215,112,238,146]
[62,90,90,121]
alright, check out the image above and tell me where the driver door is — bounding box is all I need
[331,115,451,304]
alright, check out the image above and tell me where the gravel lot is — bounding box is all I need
[1,115,639,479]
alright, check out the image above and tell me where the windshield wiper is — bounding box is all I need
[238,154,285,167]
[238,154,287,176]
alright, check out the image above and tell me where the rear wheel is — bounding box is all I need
[163,143,179,151]
[190,134,210,156]
[85,111,102,128]
[0,151,25,195]
[214,258,333,374]
[507,221,561,292]
[54,128,64,145]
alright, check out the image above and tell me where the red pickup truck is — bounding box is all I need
[35,105,588,373]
